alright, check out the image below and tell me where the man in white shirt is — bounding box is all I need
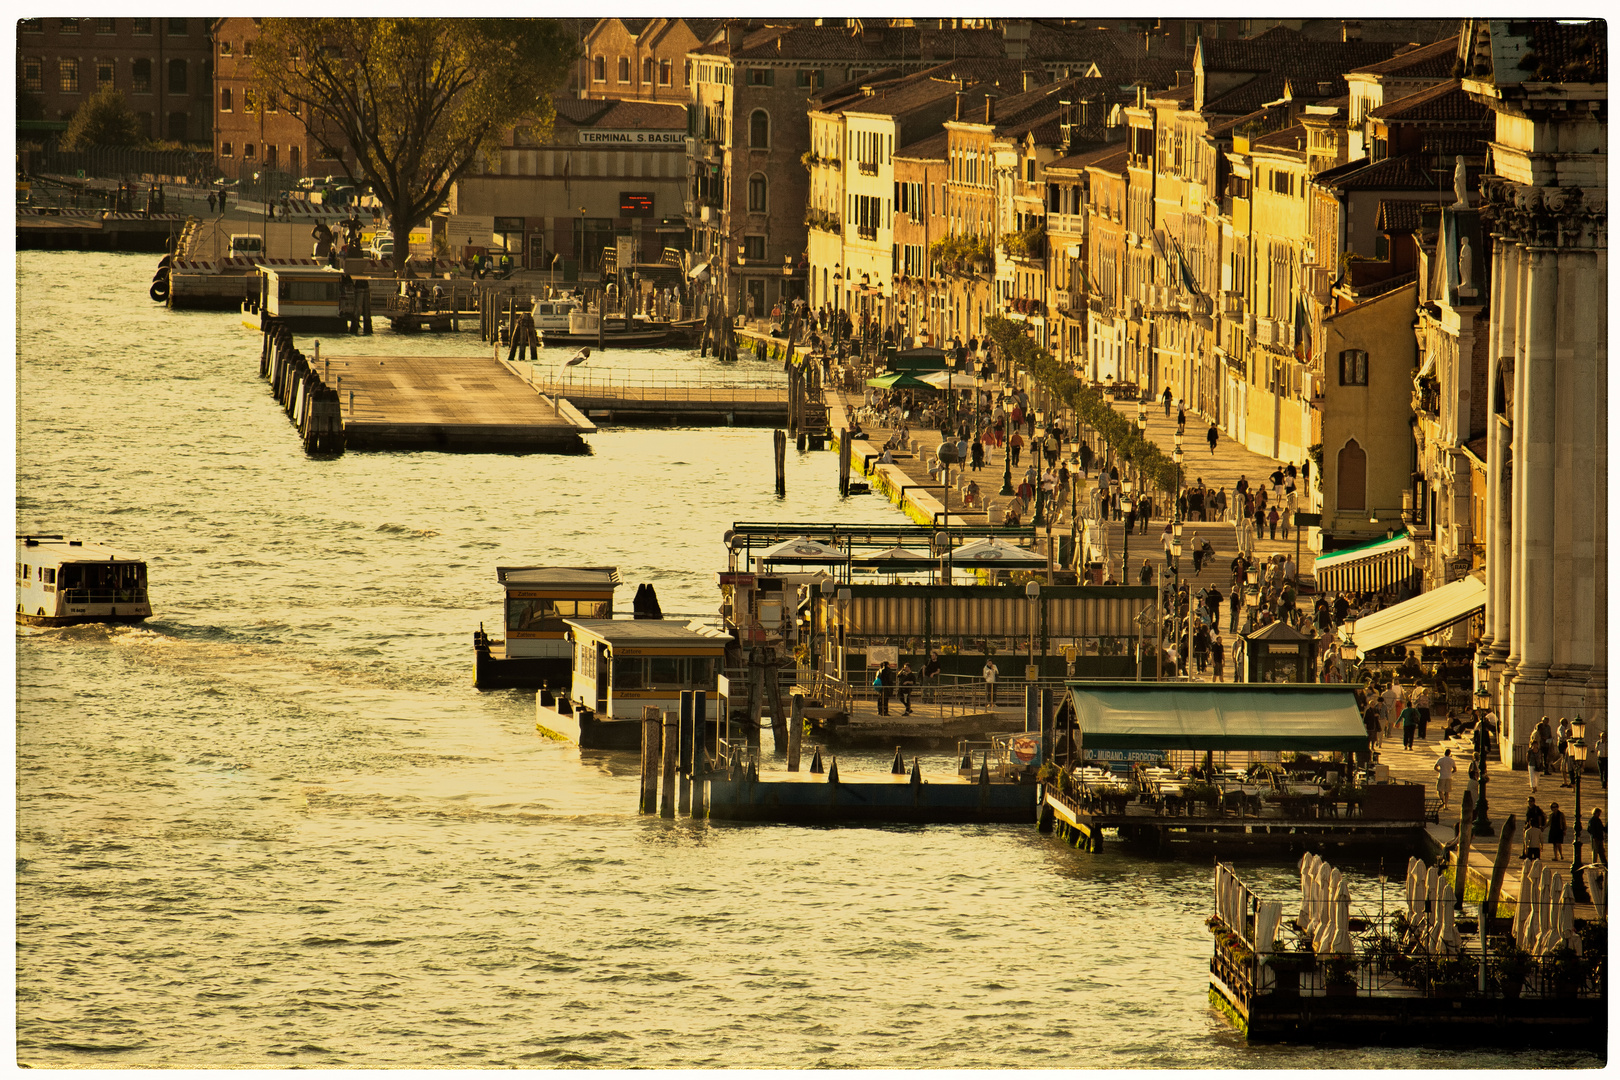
[983,658,999,706]
[1434,748,1457,807]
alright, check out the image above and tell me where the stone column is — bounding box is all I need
[1506,245,1560,743]
[1483,237,1516,677]
[1553,244,1599,703]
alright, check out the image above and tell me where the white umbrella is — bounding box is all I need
[757,537,847,564]
[1514,860,1536,947]
[918,369,980,391]
[1586,864,1606,909]
[946,537,1048,567]
[1437,877,1460,954]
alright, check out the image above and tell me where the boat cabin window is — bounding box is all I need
[41,568,55,584]
[612,657,644,689]
[574,639,597,681]
[507,597,610,628]
[279,280,338,302]
[608,656,715,689]
[57,562,146,601]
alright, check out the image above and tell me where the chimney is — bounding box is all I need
[724,21,742,51]
[1341,20,1362,42]
[985,95,995,124]
[955,90,964,121]
[1023,69,1036,93]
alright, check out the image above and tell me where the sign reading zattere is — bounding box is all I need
[580,130,685,145]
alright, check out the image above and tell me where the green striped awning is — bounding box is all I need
[1066,682,1368,753]
[1314,532,1414,594]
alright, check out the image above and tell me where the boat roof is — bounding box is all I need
[496,565,621,590]
[17,535,145,562]
[564,619,730,648]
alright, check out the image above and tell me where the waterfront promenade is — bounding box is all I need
[828,359,1310,680]
[1378,721,1607,918]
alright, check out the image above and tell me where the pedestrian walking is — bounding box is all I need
[982,658,999,706]
[1364,699,1383,747]
[1207,423,1218,456]
[1212,636,1225,682]
[1009,430,1023,469]
[1547,803,1567,861]
[1527,740,1544,793]
[1588,808,1607,865]
[1400,700,1420,750]
[1176,407,1186,435]
[1267,507,1280,540]
[1162,386,1173,416]
[1139,559,1153,586]
[1434,748,1457,807]
[1523,797,1546,860]
[898,663,916,715]
[1596,729,1607,788]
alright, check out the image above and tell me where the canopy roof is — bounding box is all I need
[947,537,1046,567]
[497,565,620,590]
[1066,682,1369,753]
[1314,532,1414,594]
[758,537,846,564]
[1349,575,1486,656]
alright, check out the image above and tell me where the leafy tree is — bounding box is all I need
[252,18,577,275]
[62,87,144,150]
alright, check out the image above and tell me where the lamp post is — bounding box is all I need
[1031,410,1046,528]
[1000,401,1016,497]
[1571,713,1589,901]
[836,586,852,686]
[1246,566,1261,637]
[1136,401,1149,515]
[1340,628,1360,699]
[1121,477,1135,583]
[1471,682,1494,837]
[1025,580,1041,683]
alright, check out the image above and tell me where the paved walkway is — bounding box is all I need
[1375,714,1607,916]
[832,362,1308,678]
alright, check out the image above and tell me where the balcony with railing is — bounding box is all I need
[855,224,878,241]
[1001,225,1047,263]
[856,160,878,176]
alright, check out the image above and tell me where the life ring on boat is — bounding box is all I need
[149,275,170,302]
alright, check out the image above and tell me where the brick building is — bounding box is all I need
[17,16,213,143]
[210,17,348,183]
[580,18,722,105]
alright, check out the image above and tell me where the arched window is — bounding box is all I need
[747,174,767,213]
[1336,438,1366,511]
[749,109,769,149]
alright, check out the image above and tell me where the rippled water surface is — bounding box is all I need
[14,253,1588,1068]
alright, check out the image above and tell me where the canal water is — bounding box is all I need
[14,253,1587,1068]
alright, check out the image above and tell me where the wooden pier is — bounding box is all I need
[258,325,593,454]
[521,373,789,426]
[17,207,185,251]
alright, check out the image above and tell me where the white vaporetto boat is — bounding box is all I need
[17,535,152,626]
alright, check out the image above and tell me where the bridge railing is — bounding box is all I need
[525,373,789,401]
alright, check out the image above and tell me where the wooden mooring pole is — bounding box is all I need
[838,428,851,495]
[691,690,709,820]
[639,706,662,814]
[660,708,679,818]
[678,691,694,816]
[773,429,787,497]
[788,693,803,772]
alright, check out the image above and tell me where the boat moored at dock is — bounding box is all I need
[17,535,152,626]
[473,566,620,689]
[535,619,729,750]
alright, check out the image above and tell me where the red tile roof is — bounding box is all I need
[1347,35,1460,78]
[1368,80,1490,125]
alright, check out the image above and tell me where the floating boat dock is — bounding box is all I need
[17,207,185,251]
[706,760,1035,824]
[258,324,593,454]
[520,375,789,427]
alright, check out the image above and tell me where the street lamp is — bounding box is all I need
[1025,580,1041,683]
[836,586,852,686]
[1247,566,1261,636]
[1472,681,1494,837]
[1121,477,1135,581]
[1571,714,1590,901]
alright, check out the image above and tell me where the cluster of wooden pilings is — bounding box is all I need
[259,321,345,455]
[637,688,813,818]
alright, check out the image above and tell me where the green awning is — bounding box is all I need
[1066,682,1368,753]
[866,372,932,389]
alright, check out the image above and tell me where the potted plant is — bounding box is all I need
[1494,942,1532,1000]
[1321,955,1358,996]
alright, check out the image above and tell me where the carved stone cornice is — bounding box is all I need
[1482,177,1607,250]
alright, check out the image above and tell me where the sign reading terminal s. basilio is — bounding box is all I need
[580,130,686,145]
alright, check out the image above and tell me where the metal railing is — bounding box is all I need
[526,374,789,402]
[58,589,148,605]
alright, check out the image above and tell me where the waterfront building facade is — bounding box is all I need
[17,16,213,144]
